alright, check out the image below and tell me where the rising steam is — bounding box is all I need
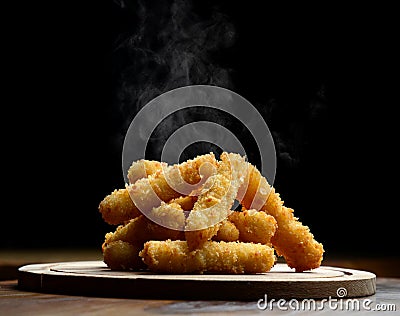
[112,0,236,148]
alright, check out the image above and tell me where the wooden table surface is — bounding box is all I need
[1,249,399,315]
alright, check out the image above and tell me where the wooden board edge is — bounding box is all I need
[17,261,376,300]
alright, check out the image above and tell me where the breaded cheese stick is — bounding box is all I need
[239,163,271,211]
[99,160,164,225]
[140,240,276,274]
[128,153,217,214]
[103,201,186,271]
[127,159,166,184]
[99,188,142,225]
[212,220,239,242]
[263,190,324,272]
[228,209,277,245]
[185,153,247,250]
[105,203,186,246]
[103,240,146,271]
[240,164,324,272]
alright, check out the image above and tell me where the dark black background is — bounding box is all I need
[4,1,398,259]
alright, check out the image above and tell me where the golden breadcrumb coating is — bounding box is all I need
[147,202,186,231]
[212,220,239,242]
[239,163,271,211]
[103,240,146,271]
[105,211,185,246]
[99,160,164,225]
[127,159,166,184]
[240,163,324,272]
[99,188,142,225]
[263,190,324,272]
[140,240,276,274]
[103,202,186,271]
[228,209,277,245]
[99,152,325,274]
[185,153,247,250]
[128,153,217,214]
[168,195,197,212]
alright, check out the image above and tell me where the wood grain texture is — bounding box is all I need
[18,261,376,300]
[2,279,399,316]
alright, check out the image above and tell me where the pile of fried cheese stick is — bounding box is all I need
[99,152,324,274]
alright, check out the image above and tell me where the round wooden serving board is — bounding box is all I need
[18,261,376,300]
